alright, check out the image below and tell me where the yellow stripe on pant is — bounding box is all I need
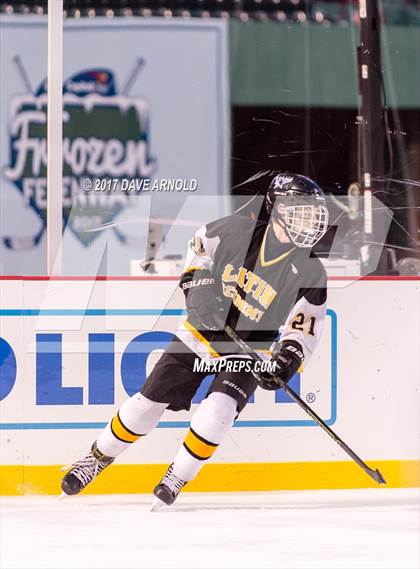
[184,428,218,460]
[110,413,142,444]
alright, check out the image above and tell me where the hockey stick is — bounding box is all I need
[221,322,386,485]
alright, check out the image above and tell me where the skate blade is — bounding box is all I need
[151,497,169,512]
[58,491,68,500]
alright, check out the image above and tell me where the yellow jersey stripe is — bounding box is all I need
[183,320,220,358]
[259,226,295,267]
[184,428,218,460]
[111,413,142,444]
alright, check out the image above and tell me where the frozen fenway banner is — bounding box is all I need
[0,277,419,494]
[0,16,229,275]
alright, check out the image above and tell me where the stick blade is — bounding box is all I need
[368,467,386,485]
[374,468,387,485]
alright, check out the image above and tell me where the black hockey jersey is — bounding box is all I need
[177,215,327,362]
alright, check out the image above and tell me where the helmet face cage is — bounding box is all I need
[272,196,329,248]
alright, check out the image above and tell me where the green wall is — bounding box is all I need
[229,22,420,108]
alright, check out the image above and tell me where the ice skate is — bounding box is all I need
[61,442,115,496]
[152,464,186,510]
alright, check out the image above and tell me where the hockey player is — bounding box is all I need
[61,173,329,507]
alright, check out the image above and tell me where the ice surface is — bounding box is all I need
[1,488,419,569]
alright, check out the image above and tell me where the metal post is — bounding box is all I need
[47,0,63,275]
[358,0,385,235]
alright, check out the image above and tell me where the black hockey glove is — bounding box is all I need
[180,269,223,331]
[256,341,304,391]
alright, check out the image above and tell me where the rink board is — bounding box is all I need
[0,277,419,493]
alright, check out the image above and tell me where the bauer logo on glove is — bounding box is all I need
[254,340,304,391]
[181,276,215,290]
